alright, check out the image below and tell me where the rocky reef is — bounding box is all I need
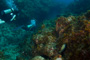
[30,10,90,60]
[0,23,27,60]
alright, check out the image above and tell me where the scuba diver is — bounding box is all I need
[12,19,36,31]
[0,8,19,24]
[0,8,36,31]
[27,19,36,29]
[25,19,36,31]
[22,19,36,31]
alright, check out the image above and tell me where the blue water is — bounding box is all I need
[53,0,74,4]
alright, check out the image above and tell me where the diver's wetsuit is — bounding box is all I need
[22,25,36,31]
[0,11,11,22]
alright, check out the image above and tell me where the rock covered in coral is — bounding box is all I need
[0,23,27,60]
[31,56,45,60]
[32,28,57,57]
[32,10,90,60]
[0,23,27,46]
[56,11,90,60]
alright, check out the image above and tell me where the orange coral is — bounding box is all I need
[85,21,90,32]
[56,16,67,32]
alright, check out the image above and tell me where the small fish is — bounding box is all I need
[59,43,67,55]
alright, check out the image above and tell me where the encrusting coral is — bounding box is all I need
[31,10,90,60]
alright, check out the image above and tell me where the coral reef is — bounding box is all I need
[0,23,27,60]
[32,28,56,57]
[31,10,90,60]
[0,23,27,46]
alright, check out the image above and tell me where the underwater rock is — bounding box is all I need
[0,23,28,60]
[0,23,27,46]
[56,11,90,60]
[85,10,90,20]
[32,25,57,57]
[32,10,90,60]
[31,56,45,60]
[16,56,25,60]
[53,54,63,60]
[0,51,5,59]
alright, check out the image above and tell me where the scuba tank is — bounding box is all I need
[1,8,14,15]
